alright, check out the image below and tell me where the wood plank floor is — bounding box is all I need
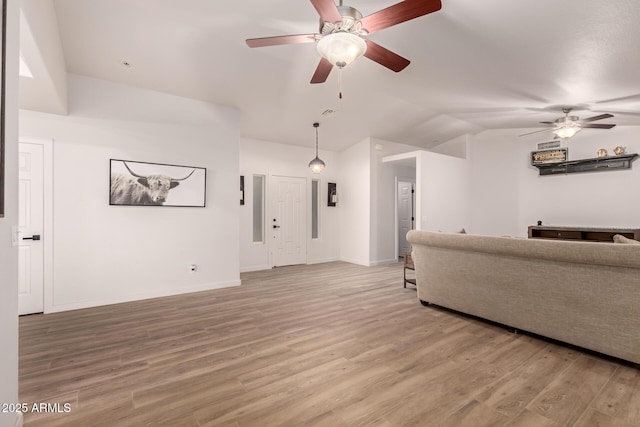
[18,261,640,427]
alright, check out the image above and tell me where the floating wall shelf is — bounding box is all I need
[534,153,639,176]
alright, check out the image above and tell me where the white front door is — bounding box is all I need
[271,176,307,267]
[398,180,415,259]
[18,142,45,315]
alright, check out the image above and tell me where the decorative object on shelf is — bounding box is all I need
[109,159,206,207]
[308,122,326,174]
[597,148,608,158]
[530,148,568,165]
[240,175,244,205]
[328,182,337,206]
[614,145,626,156]
[532,153,639,176]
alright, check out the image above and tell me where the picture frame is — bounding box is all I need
[0,0,7,218]
[109,159,206,207]
[530,148,568,166]
[328,182,337,207]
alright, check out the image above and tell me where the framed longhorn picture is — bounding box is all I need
[109,159,206,207]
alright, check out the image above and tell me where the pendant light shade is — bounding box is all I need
[309,122,325,174]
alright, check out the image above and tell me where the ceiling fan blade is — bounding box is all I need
[594,94,640,104]
[539,121,555,125]
[246,34,317,48]
[581,123,616,129]
[363,40,410,72]
[310,0,342,23]
[591,109,640,116]
[580,113,614,123]
[519,128,558,137]
[360,0,442,34]
[310,58,333,84]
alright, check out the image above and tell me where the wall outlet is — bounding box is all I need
[189,264,197,272]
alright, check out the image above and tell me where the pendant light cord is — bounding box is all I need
[314,122,320,157]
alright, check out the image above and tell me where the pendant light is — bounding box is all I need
[308,122,325,174]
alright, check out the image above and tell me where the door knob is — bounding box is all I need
[23,234,41,241]
[273,225,280,229]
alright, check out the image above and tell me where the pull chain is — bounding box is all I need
[339,67,343,99]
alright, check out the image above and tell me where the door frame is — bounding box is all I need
[268,174,308,268]
[394,176,416,260]
[19,137,53,313]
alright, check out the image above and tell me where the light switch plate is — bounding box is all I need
[11,225,20,247]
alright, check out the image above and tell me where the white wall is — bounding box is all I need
[417,151,470,233]
[239,137,340,271]
[371,139,418,264]
[0,0,21,425]
[430,134,469,159]
[19,0,68,114]
[469,127,640,236]
[467,130,521,236]
[338,138,372,265]
[19,75,240,313]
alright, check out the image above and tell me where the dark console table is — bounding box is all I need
[528,226,640,242]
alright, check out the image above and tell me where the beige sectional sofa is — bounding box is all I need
[406,230,640,364]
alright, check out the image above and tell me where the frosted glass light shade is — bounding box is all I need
[309,157,326,174]
[316,32,367,68]
[553,125,581,139]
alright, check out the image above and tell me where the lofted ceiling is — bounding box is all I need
[19,0,640,151]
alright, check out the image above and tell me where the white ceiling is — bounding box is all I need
[20,0,640,151]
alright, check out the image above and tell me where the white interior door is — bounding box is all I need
[398,180,415,258]
[18,142,45,315]
[271,176,307,267]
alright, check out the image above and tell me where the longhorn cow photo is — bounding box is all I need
[109,159,206,207]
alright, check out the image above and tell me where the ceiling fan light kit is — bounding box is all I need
[316,32,367,68]
[553,124,581,139]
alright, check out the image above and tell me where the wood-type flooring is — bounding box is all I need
[18,261,640,426]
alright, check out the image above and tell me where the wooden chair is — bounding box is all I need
[403,252,416,288]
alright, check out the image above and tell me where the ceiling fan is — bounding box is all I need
[245,0,442,84]
[520,108,616,138]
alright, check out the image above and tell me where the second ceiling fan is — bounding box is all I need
[520,108,617,139]
[246,0,442,84]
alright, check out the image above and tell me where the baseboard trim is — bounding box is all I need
[12,411,23,427]
[240,265,270,273]
[307,257,339,265]
[46,280,241,313]
[338,258,398,267]
[339,257,371,267]
[369,258,398,266]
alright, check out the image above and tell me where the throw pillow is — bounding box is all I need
[613,234,640,244]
